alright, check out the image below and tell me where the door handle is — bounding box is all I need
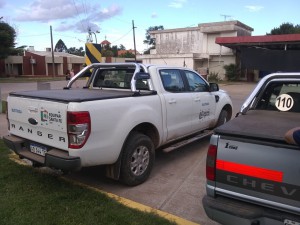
[168,99,177,104]
[194,97,201,102]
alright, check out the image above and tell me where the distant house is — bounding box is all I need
[3,47,84,77]
[118,49,139,56]
[138,20,253,80]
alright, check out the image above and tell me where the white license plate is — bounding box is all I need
[30,144,47,156]
[284,219,300,225]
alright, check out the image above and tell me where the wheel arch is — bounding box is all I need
[222,103,233,121]
[105,122,160,181]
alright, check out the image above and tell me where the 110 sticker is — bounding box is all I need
[275,94,294,111]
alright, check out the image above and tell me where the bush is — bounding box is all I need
[224,63,239,81]
[208,72,220,82]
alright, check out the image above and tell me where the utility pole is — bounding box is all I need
[132,20,137,62]
[50,26,55,77]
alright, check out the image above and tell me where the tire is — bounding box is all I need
[120,132,155,186]
[216,109,228,127]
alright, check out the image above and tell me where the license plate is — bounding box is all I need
[30,143,47,156]
[284,219,300,225]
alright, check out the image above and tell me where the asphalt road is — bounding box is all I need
[0,80,256,225]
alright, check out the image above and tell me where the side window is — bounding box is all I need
[183,70,209,92]
[160,69,185,92]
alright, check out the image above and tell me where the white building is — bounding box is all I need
[138,21,253,80]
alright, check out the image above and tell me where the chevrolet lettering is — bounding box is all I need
[203,73,300,225]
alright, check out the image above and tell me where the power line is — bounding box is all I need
[72,0,86,32]
[110,28,133,44]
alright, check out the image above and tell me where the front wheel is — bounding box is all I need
[120,132,155,186]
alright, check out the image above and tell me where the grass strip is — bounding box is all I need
[0,140,176,225]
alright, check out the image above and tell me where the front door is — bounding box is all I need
[183,70,216,131]
[160,69,194,141]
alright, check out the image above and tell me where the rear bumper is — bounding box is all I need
[3,135,81,172]
[202,195,300,225]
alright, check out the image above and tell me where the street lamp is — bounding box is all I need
[92,30,100,43]
[88,29,100,44]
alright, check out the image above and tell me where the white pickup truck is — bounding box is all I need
[4,63,232,185]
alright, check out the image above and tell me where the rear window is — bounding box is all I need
[92,69,149,90]
[256,82,300,112]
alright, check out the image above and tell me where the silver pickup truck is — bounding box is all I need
[203,73,300,225]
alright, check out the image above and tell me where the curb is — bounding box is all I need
[9,153,199,225]
[61,177,200,225]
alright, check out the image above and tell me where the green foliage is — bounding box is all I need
[143,46,155,55]
[224,63,239,81]
[208,72,221,82]
[55,39,68,52]
[111,45,118,57]
[101,49,114,57]
[143,25,164,54]
[268,22,300,35]
[10,45,27,56]
[119,44,126,50]
[0,140,175,225]
[0,21,16,59]
[67,47,85,56]
[143,25,164,46]
[119,51,135,58]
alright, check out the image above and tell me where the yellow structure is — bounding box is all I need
[85,43,102,65]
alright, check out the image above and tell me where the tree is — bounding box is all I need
[55,39,68,52]
[268,22,300,35]
[111,45,119,57]
[119,51,135,58]
[11,45,27,56]
[143,25,164,54]
[68,47,85,56]
[143,25,164,46]
[101,49,114,57]
[119,44,126,50]
[0,21,16,59]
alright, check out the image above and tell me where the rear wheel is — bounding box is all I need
[120,132,155,186]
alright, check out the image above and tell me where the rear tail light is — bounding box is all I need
[67,111,91,149]
[206,144,217,181]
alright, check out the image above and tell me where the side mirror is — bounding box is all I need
[210,83,219,92]
[134,72,150,80]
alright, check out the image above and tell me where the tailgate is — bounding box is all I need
[215,136,300,214]
[7,95,68,149]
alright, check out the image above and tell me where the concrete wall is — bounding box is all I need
[155,28,202,54]
[140,21,253,79]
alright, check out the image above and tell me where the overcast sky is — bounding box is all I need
[1,0,300,52]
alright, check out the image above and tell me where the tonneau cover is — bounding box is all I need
[9,89,135,103]
[215,110,299,142]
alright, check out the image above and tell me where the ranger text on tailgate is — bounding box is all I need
[4,63,232,186]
